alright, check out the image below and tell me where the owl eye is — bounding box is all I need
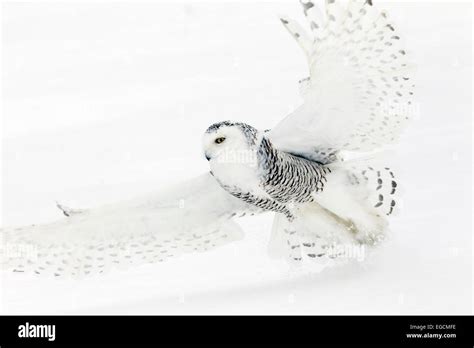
[215,137,226,144]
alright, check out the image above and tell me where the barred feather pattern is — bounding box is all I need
[215,134,332,220]
[345,163,399,216]
[258,137,331,206]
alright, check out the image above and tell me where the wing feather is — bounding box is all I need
[269,0,415,162]
[0,173,255,277]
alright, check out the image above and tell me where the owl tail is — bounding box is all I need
[333,154,401,218]
[268,153,401,265]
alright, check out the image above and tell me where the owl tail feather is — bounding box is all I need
[268,202,360,265]
[268,154,400,265]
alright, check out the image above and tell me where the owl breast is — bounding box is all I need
[258,136,332,205]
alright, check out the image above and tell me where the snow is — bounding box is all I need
[1,1,472,314]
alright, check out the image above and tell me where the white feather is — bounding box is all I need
[0,174,254,277]
[269,0,416,162]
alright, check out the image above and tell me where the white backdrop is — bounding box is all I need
[1,1,472,314]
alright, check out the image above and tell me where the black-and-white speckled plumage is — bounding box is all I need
[258,137,331,207]
[207,122,332,220]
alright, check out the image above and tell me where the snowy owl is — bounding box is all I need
[1,0,414,277]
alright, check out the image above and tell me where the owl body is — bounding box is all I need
[204,119,398,258]
[205,123,331,220]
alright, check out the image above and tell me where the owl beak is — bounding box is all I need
[205,152,211,161]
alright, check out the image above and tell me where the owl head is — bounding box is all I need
[202,121,260,165]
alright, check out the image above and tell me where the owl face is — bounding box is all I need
[202,121,259,164]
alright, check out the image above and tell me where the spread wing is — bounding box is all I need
[0,173,256,277]
[269,0,415,163]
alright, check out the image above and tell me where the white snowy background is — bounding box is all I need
[1,0,472,314]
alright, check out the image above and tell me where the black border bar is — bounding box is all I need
[0,315,472,346]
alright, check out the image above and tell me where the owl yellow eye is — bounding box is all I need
[215,137,226,144]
